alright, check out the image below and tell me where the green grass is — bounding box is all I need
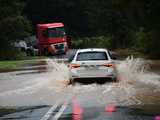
[0,60,31,69]
[19,56,47,60]
[0,56,47,70]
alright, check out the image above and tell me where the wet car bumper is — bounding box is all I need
[70,73,117,82]
[69,67,117,83]
[70,70,116,78]
[69,76,117,84]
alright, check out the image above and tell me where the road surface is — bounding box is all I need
[0,52,160,120]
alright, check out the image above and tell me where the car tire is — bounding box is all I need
[69,79,75,85]
[112,77,118,82]
[96,80,106,84]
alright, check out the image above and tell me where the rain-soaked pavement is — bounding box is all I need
[0,53,160,120]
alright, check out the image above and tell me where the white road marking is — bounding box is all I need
[52,101,69,120]
[40,85,74,120]
[40,102,60,120]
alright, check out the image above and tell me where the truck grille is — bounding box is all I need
[54,44,64,49]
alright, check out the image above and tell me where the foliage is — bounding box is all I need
[1,0,160,58]
[71,36,112,49]
[0,16,32,41]
[0,59,43,70]
[0,0,32,60]
[131,29,160,58]
[132,29,151,53]
[0,48,26,60]
[25,0,131,48]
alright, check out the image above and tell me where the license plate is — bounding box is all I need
[85,66,98,70]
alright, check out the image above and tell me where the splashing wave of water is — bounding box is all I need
[0,57,159,106]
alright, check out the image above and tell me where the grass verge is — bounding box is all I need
[0,56,47,70]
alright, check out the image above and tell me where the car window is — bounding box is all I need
[67,50,77,62]
[76,51,108,61]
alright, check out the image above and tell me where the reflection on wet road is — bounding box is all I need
[0,57,160,120]
[0,106,50,120]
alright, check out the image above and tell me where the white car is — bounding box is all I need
[68,48,117,84]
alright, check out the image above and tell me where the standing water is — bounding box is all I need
[0,57,159,107]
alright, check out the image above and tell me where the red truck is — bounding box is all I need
[37,22,70,55]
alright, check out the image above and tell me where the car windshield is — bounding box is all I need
[76,51,108,61]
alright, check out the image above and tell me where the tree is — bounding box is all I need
[24,0,160,58]
[0,0,32,60]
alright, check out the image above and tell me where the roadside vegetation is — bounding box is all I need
[0,60,29,70]
[0,56,46,70]
[0,0,32,60]
[71,36,112,49]
[71,36,152,59]
[0,0,160,60]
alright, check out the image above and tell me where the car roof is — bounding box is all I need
[77,48,108,53]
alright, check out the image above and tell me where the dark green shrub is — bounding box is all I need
[71,36,112,49]
[132,29,160,59]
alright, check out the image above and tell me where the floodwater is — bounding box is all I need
[0,57,160,119]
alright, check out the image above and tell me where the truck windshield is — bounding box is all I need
[47,27,65,38]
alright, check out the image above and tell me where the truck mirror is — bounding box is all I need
[42,30,48,37]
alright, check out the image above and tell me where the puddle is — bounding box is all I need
[0,58,159,119]
[0,105,48,117]
[59,105,158,120]
[0,58,159,106]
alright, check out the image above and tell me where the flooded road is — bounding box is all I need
[0,57,160,120]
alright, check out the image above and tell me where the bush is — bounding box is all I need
[132,30,152,53]
[132,29,160,59]
[0,16,32,60]
[71,36,113,49]
[0,48,27,60]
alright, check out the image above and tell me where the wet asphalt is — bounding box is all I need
[0,51,160,120]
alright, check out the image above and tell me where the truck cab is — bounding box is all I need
[37,23,69,55]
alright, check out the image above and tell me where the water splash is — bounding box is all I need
[116,56,160,88]
[0,57,159,106]
[0,59,70,106]
[114,56,160,105]
[70,57,160,106]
